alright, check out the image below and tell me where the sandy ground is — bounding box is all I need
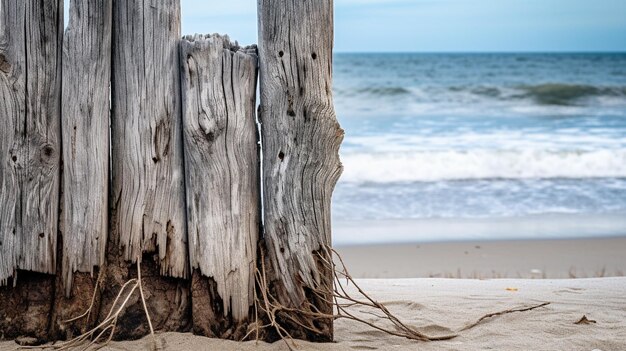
[335,237,626,279]
[3,277,624,350]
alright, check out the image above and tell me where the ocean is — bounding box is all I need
[331,53,626,245]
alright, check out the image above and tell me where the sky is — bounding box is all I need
[180,0,626,52]
[61,0,626,52]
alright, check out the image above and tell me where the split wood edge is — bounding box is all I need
[180,33,260,322]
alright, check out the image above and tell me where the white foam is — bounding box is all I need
[340,148,626,183]
[344,131,626,152]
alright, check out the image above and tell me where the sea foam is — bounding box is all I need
[340,149,626,183]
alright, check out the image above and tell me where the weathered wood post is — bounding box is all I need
[49,0,112,338]
[103,0,190,338]
[258,0,344,341]
[0,0,63,339]
[180,34,260,339]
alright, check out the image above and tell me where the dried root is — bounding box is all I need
[20,258,157,351]
[253,244,551,349]
[459,301,550,331]
[59,270,102,328]
[22,247,549,350]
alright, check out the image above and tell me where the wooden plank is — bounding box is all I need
[258,0,343,341]
[48,0,113,339]
[180,34,259,337]
[60,0,112,294]
[0,0,63,285]
[0,0,63,340]
[110,0,188,278]
[101,0,191,338]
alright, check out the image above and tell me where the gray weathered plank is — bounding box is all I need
[258,0,343,341]
[0,0,63,284]
[110,0,188,278]
[47,0,112,339]
[0,0,63,340]
[180,34,259,331]
[97,1,191,339]
[61,0,112,295]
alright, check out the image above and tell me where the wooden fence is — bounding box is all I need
[0,0,342,343]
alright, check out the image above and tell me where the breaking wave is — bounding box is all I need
[336,83,626,106]
[340,149,626,183]
[517,83,626,106]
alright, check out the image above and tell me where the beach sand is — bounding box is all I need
[3,277,623,350]
[336,236,626,279]
[2,237,625,350]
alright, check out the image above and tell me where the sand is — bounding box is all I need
[2,277,624,350]
[336,237,626,279]
[2,238,625,350]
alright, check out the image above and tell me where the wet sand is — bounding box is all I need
[335,237,626,279]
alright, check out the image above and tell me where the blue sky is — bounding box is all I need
[180,0,626,52]
[63,0,626,52]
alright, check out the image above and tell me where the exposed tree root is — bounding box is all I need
[19,248,549,350]
[459,301,551,331]
[20,259,157,351]
[59,270,103,328]
[253,245,551,349]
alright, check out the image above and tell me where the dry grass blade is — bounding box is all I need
[20,258,157,351]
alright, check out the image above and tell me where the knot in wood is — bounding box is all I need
[0,53,10,73]
[40,144,56,161]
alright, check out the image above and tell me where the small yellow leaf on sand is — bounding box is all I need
[506,287,519,292]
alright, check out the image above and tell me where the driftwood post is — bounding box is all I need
[258,0,343,341]
[0,0,343,343]
[0,0,63,339]
[49,0,113,338]
[180,34,260,339]
[103,0,190,338]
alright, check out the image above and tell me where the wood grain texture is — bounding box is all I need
[110,0,188,278]
[180,34,259,326]
[0,0,63,284]
[258,0,343,341]
[61,0,112,295]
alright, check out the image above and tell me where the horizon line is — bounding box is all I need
[333,50,626,54]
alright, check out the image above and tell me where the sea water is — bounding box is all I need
[332,53,626,245]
